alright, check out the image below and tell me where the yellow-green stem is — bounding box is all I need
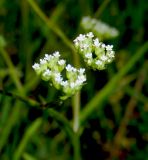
[73,131,81,160]
[72,92,80,132]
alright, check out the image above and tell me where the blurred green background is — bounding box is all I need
[0,0,148,160]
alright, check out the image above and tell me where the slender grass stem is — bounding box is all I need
[23,153,37,160]
[0,47,24,94]
[94,0,111,18]
[108,64,146,159]
[13,118,42,160]
[45,108,81,160]
[26,0,74,52]
[0,101,22,151]
[46,108,73,138]
[125,86,148,104]
[26,0,80,72]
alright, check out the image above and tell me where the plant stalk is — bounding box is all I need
[72,92,80,132]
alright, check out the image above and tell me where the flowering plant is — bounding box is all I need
[32,51,86,100]
[81,16,119,40]
[33,32,115,99]
[74,32,115,70]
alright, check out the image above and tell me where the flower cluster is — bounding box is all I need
[32,52,86,100]
[81,16,119,40]
[74,32,115,70]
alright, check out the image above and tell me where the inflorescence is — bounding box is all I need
[81,16,119,40]
[32,52,86,100]
[73,32,115,70]
[33,32,115,99]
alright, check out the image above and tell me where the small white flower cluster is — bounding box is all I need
[81,16,119,40]
[74,32,115,70]
[32,52,86,100]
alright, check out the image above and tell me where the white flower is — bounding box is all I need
[77,75,86,83]
[40,59,47,65]
[79,68,85,74]
[72,67,77,72]
[70,82,76,88]
[44,54,52,61]
[53,51,60,58]
[86,32,94,38]
[54,72,63,83]
[73,39,78,44]
[93,38,100,47]
[75,75,86,87]
[61,81,68,87]
[32,63,40,70]
[81,16,119,40]
[83,43,89,50]
[111,28,119,37]
[77,34,86,41]
[43,69,51,76]
[101,44,106,48]
[85,52,92,59]
[95,60,103,65]
[100,55,108,61]
[106,45,113,51]
[74,41,79,46]
[58,59,66,65]
[66,64,73,72]
[107,51,115,58]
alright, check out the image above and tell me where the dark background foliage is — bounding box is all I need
[0,0,148,160]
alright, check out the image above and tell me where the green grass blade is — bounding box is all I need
[13,118,42,160]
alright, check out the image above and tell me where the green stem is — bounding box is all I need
[46,107,81,160]
[72,92,80,132]
[0,89,40,106]
[0,47,24,94]
[23,153,37,160]
[73,132,81,160]
[0,101,22,151]
[26,0,74,52]
[46,108,73,138]
[46,108,81,160]
[26,0,80,68]
[72,92,81,160]
[13,118,42,160]
[125,86,148,104]
[21,0,31,82]
[94,0,111,18]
